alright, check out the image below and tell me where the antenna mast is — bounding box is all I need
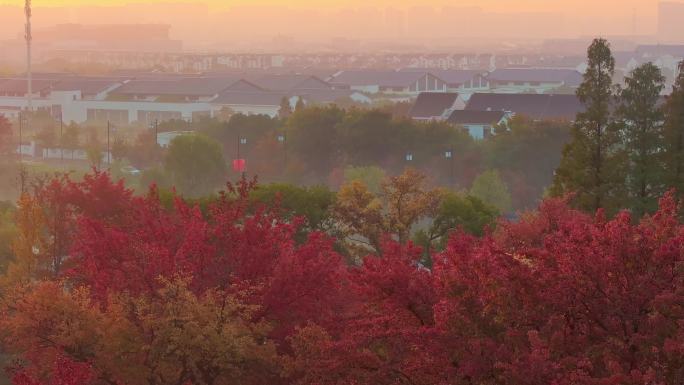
[25,0,32,112]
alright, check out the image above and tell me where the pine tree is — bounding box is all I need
[551,38,624,213]
[663,61,684,198]
[294,97,306,112]
[278,96,293,119]
[617,62,665,217]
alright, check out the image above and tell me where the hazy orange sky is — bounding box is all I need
[0,0,663,12]
[0,0,680,50]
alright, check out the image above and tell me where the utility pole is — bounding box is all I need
[18,112,25,195]
[25,0,32,113]
[58,113,63,164]
[107,120,111,166]
[18,112,22,162]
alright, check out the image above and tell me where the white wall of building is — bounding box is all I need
[215,104,280,118]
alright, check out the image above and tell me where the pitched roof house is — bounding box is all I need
[409,92,464,121]
[447,110,509,140]
[248,74,332,92]
[401,69,489,92]
[329,70,448,95]
[487,68,583,93]
[110,77,261,102]
[465,93,583,121]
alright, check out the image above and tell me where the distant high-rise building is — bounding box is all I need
[658,1,684,43]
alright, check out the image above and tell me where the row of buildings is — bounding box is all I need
[409,92,584,139]
[0,67,586,127]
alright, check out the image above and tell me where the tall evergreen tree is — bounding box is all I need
[278,96,292,120]
[618,62,665,217]
[663,61,684,198]
[551,38,624,213]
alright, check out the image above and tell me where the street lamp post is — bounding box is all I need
[277,132,286,174]
[107,120,112,166]
[18,111,22,161]
[237,134,247,176]
[17,112,26,194]
[444,148,455,188]
[55,112,63,164]
[149,119,159,158]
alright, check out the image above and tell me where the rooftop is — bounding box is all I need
[447,110,507,125]
[329,70,434,88]
[409,92,460,119]
[465,93,583,121]
[487,68,583,86]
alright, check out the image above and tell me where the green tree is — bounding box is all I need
[250,183,336,232]
[663,61,684,199]
[294,97,306,112]
[165,134,227,198]
[128,130,161,169]
[0,201,16,275]
[86,146,102,169]
[35,125,57,148]
[287,106,344,180]
[413,192,498,266]
[551,38,624,213]
[335,109,396,166]
[485,115,571,210]
[470,169,512,214]
[0,115,11,156]
[617,62,666,217]
[60,123,80,159]
[278,96,293,120]
[201,114,279,158]
[343,165,386,194]
[110,137,129,161]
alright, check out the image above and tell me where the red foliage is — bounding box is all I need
[11,172,684,385]
[53,176,347,348]
[10,355,94,385]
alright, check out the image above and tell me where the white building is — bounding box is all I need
[328,70,448,95]
[486,68,583,94]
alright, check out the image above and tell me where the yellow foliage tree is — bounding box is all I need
[0,277,280,385]
[333,168,442,259]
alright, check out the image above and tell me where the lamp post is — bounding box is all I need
[444,148,455,189]
[55,112,63,164]
[106,120,114,166]
[17,111,26,194]
[149,119,159,158]
[237,134,247,176]
[18,111,22,161]
[277,132,286,175]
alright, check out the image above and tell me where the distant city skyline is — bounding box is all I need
[0,0,682,52]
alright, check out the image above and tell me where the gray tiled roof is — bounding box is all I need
[213,91,289,106]
[329,70,430,87]
[447,110,507,125]
[401,68,483,86]
[488,68,583,86]
[465,93,584,121]
[249,74,332,91]
[112,77,253,97]
[410,92,460,119]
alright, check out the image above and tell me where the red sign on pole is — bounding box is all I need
[233,159,246,172]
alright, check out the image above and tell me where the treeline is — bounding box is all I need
[111,110,570,213]
[552,38,684,217]
[3,172,684,384]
